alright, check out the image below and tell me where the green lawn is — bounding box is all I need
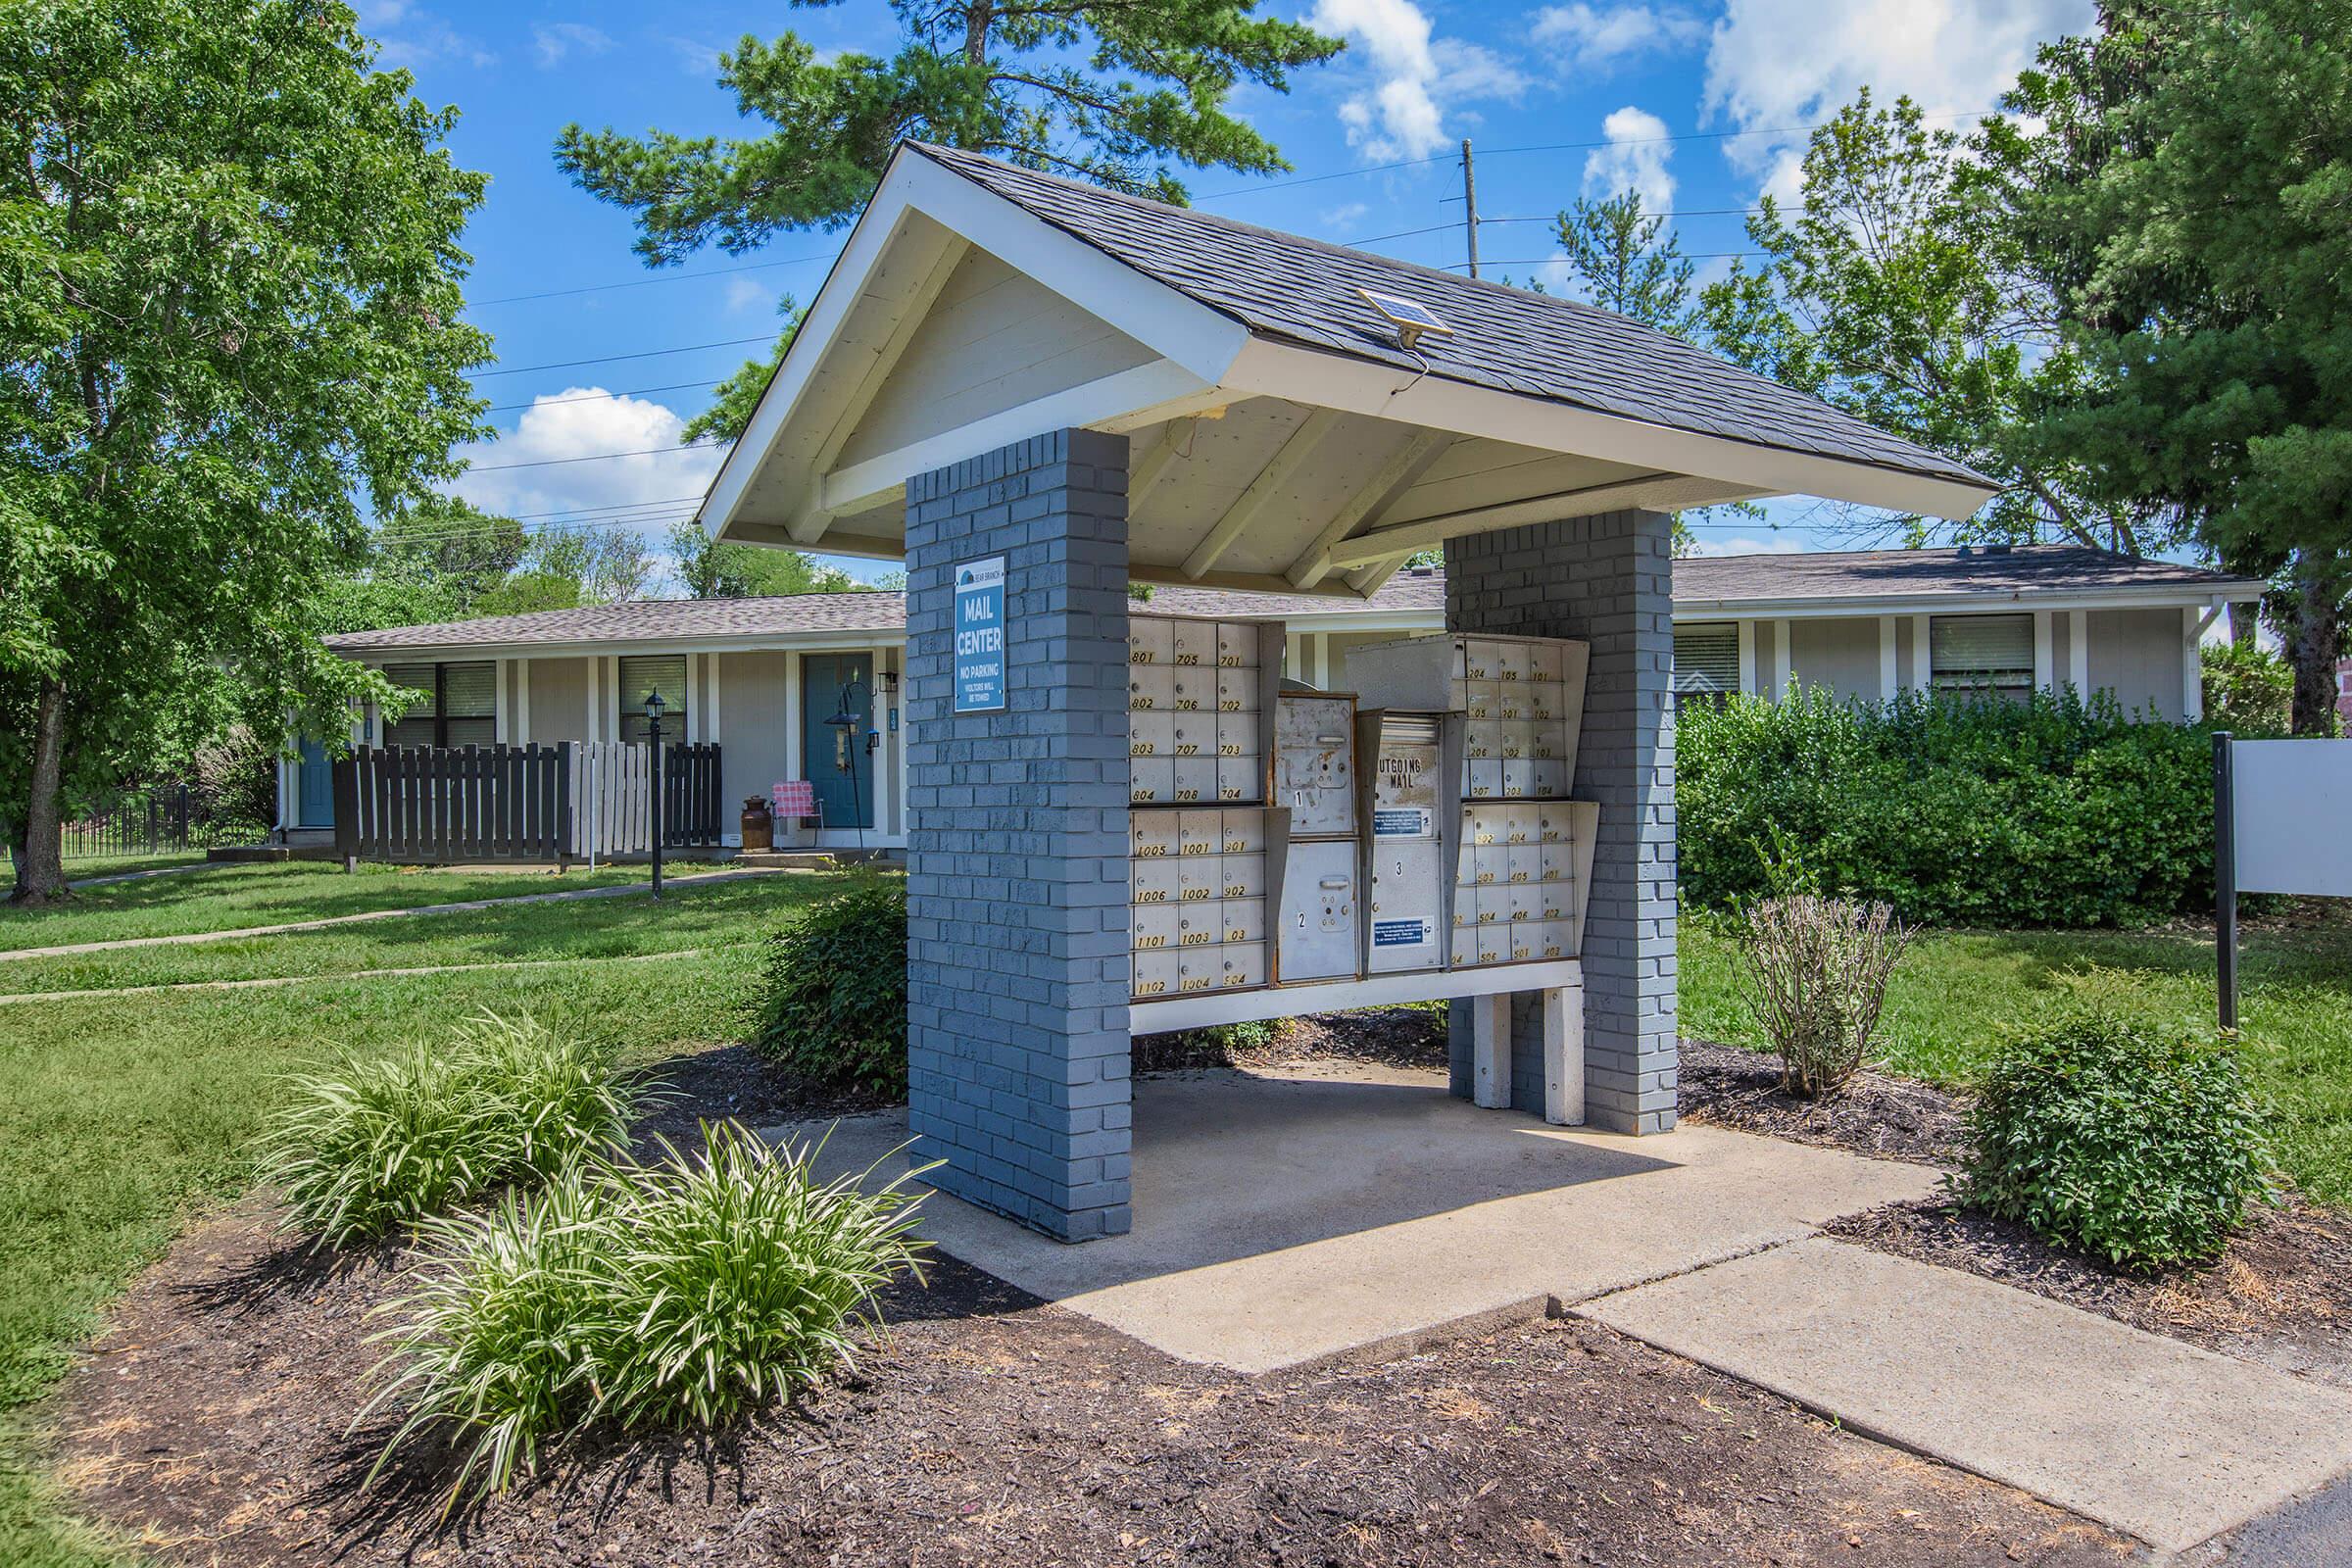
[0,864,849,1568]
[4,852,212,890]
[0,859,663,952]
[1682,911,2352,1206]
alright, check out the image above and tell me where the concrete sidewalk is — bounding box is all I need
[779,1065,1937,1373]
[1580,1236,2352,1553]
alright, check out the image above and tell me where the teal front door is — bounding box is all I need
[801,654,873,829]
[296,740,334,827]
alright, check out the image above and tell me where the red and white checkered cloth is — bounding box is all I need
[771,780,817,819]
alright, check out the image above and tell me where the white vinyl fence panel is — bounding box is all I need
[2232,739,2352,898]
[569,741,652,860]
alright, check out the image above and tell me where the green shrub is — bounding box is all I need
[1734,895,1908,1097]
[261,1010,635,1245]
[751,878,907,1096]
[367,1122,928,1500]
[1679,687,2214,926]
[2201,641,2297,737]
[1955,1011,2275,1270]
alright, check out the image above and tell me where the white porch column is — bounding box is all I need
[1471,992,1511,1109]
[2033,611,2054,692]
[515,659,532,744]
[585,656,601,744]
[1877,616,1897,703]
[1737,619,1757,696]
[1912,613,1933,694]
[783,650,805,780]
[706,653,722,745]
[2183,605,2207,721]
[493,658,511,742]
[1544,981,1586,1126]
[1312,631,1331,690]
[1771,618,1791,700]
[2067,610,2089,696]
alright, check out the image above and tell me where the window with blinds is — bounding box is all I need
[1930,614,2034,696]
[618,655,689,743]
[381,661,496,747]
[1673,622,1740,706]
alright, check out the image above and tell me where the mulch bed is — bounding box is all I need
[56,1189,2123,1568]
[1134,1005,1450,1076]
[1681,1036,2352,1390]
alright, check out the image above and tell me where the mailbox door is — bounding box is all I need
[1276,839,1359,981]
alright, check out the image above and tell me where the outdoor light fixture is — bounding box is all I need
[643,689,666,899]
[882,668,900,696]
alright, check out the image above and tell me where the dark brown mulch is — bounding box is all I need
[627,1042,897,1148]
[1134,1004,1450,1075]
[1828,1197,2352,1391]
[56,1193,2125,1568]
[1679,1040,2352,1391]
[1676,1039,1966,1166]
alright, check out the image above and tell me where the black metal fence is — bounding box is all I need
[58,785,193,860]
[334,743,572,863]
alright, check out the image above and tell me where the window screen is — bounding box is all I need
[381,661,497,747]
[1673,622,1740,705]
[618,655,689,743]
[382,662,438,748]
[1930,614,2034,694]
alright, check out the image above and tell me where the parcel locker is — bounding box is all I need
[1167,617,1213,669]
[1368,841,1442,974]
[1276,838,1359,982]
[1274,694,1356,837]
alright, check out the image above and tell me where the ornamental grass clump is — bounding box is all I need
[261,1010,636,1246]
[365,1122,928,1502]
[1735,895,1909,1098]
[1957,1011,2275,1271]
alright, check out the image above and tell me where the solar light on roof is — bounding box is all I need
[1357,287,1454,352]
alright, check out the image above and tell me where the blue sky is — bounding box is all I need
[368,0,2095,586]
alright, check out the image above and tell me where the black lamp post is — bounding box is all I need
[643,688,666,899]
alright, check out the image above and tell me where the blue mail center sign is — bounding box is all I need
[952,556,1007,713]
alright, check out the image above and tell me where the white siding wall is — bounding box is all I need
[2087,607,2193,719]
[1787,617,1882,705]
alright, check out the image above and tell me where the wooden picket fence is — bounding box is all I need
[331,741,722,864]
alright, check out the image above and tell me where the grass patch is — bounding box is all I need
[2,852,209,892]
[0,867,833,1568]
[0,860,653,952]
[1682,911,2352,1206]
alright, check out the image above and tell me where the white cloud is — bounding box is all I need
[1581,106,1676,213]
[368,5,497,71]
[723,276,773,315]
[1309,0,1530,161]
[532,22,613,68]
[1686,533,1807,557]
[449,388,725,527]
[1319,201,1371,230]
[1701,0,2093,191]
[1530,3,1706,71]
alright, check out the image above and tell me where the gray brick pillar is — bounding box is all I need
[903,429,1134,1240]
[1444,510,1677,1132]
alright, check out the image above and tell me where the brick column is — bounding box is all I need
[1444,510,1677,1133]
[903,429,1134,1240]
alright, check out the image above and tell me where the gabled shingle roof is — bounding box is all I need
[909,143,1991,494]
[325,549,2253,654]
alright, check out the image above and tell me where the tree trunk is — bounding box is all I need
[9,679,69,904]
[2287,563,2346,737]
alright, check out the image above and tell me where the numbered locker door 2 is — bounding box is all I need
[1277,838,1359,982]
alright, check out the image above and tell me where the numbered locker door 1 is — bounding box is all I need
[1276,837,1360,982]
[1275,694,1356,837]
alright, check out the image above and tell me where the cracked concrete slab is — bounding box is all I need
[773,1065,1936,1373]
[1578,1236,2352,1553]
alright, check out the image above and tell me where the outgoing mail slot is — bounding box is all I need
[1129,757,1175,805]
[1176,901,1222,949]
[1176,853,1220,902]
[1132,950,1180,998]
[1220,808,1266,855]
[1178,808,1222,858]
[1216,621,1263,668]
[1216,754,1263,803]
[1167,617,1213,669]
[1128,710,1172,760]
[1219,852,1266,900]
[1131,858,1178,905]
[1129,617,1172,667]
[1130,812,1180,859]
[1132,904,1179,952]
[1219,941,1268,988]
[1129,664,1172,711]
[1171,758,1217,804]
[1221,896,1266,943]
[1216,667,1260,713]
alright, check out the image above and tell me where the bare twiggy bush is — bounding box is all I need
[1735,895,1910,1098]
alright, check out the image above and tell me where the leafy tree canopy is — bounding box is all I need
[554,0,1345,264]
[666,520,873,600]
[0,0,491,900]
[1545,191,1698,340]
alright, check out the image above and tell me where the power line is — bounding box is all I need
[465,442,717,473]
[472,334,775,379]
[466,250,836,308]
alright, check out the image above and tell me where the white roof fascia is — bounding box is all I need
[1221,337,2000,523]
[1676,583,2269,620]
[337,630,912,663]
[699,148,1251,544]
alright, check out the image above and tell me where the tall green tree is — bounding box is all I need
[682,296,802,447]
[0,0,491,900]
[375,495,529,612]
[555,1,1343,265]
[1993,0,2352,733]
[666,520,873,599]
[1546,191,1698,339]
[1698,91,2147,552]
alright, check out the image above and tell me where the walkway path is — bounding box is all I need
[0,866,803,963]
[0,943,758,1006]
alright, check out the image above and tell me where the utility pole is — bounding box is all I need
[1460,139,1480,279]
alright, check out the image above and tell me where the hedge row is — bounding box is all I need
[1677,689,2213,927]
